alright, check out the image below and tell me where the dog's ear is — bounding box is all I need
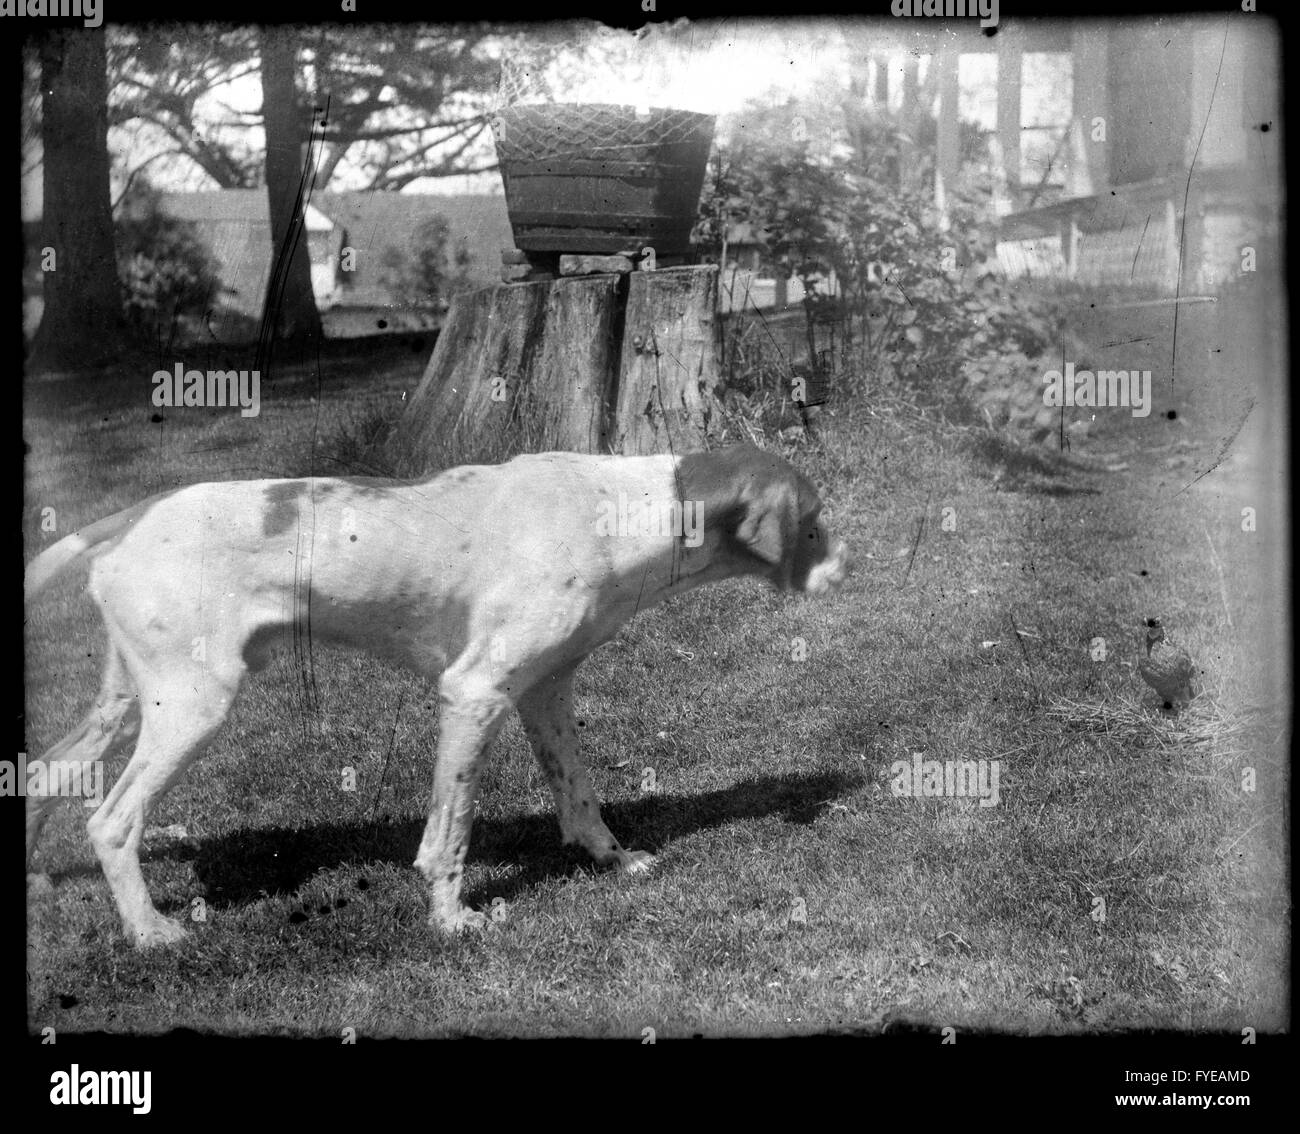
[734,476,800,588]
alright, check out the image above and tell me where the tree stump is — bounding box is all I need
[612,266,720,456]
[390,274,618,472]
[392,265,721,475]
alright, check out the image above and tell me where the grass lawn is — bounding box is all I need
[23,309,1288,1036]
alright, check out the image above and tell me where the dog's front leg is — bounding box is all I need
[415,671,510,932]
[517,665,655,874]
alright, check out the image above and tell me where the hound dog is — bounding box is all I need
[25,445,849,947]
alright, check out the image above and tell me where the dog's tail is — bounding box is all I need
[25,500,157,603]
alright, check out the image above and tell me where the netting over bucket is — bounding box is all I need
[491,103,714,165]
[495,49,560,111]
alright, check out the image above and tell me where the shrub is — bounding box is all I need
[115,185,226,338]
[378,215,472,310]
[698,99,1067,418]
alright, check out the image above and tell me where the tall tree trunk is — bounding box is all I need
[29,30,126,372]
[256,26,322,363]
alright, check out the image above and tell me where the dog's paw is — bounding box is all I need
[430,906,489,934]
[132,913,187,949]
[618,850,657,875]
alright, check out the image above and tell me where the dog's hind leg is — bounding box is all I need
[27,644,140,871]
[86,656,243,949]
[516,665,654,874]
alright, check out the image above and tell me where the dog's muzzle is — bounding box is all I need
[803,539,851,596]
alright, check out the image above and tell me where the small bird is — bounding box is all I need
[1138,617,1197,709]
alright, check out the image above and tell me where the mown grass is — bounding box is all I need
[23,313,1287,1036]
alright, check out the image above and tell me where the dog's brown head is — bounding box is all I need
[677,445,850,594]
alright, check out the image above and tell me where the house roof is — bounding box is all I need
[153,189,515,319]
[313,191,513,299]
[155,191,279,322]
[158,189,332,230]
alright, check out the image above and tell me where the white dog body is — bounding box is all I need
[25,447,848,947]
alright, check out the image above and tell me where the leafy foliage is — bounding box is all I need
[698,99,1065,412]
[378,215,473,309]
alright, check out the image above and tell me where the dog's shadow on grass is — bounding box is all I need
[123,769,864,913]
[967,432,1104,496]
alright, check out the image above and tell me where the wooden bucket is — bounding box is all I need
[493,103,715,256]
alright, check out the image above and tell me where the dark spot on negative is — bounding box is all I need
[262,481,310,537]
[350,534,358,542]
